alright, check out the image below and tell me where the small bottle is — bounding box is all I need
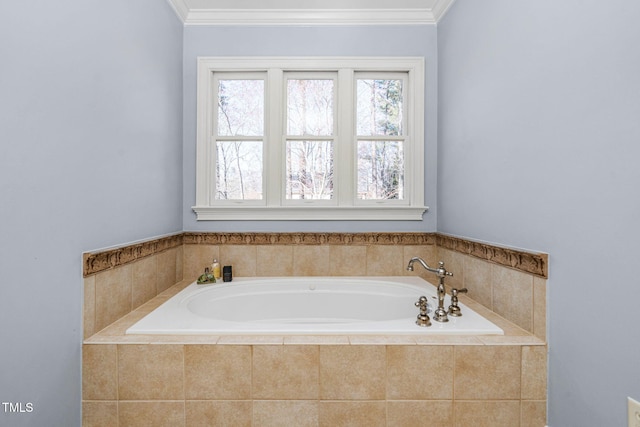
[211,259,221,280]
[223,265,232,282]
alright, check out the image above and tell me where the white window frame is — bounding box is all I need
[212,71,267,205]
[193,57,427,221]
[283,71,338,206]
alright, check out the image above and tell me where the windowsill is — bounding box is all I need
[192,205,428,221]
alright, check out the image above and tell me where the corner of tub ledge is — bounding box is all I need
[83,279,196,345]
[158,279,193,297]
[458,295,546,344]
[476,335,546,346]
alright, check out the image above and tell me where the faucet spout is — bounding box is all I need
[406,257,438,273]
[406,257,453,323]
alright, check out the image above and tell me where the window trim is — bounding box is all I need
[193,56,428,221]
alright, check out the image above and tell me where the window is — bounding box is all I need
[194,57,426,220]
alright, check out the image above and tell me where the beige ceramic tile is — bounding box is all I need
[533,276,547,341]
[136,295,171,314]
[132,256,157,310]
[118,401,185,427]
[183,244,220,281]
[82,344,117,400]
[293,245,330,276]
[319,401,386,427]
[158,280,190,298]
[403,245,438,279]
[320,346,386,400]
[82,401,118,427]
[118,344,184,400]
[348,335,416,345]
[477,336,545,346]
[284,335,350,345]
[492,265,534,332]
[131,334,219,344]
[365,245,404,276]
[219,245,256,277]
[477,311,531,337]
[157,248,178,293]
[405,244,438,264]
[97,309,150,337]
[256,245,293,276]
[84,275,96,339]
[454,346,521,400]
[93,332,213,345]
[454,400,521,427]
[387,346,454,400]
[253,400,318,427]
[462,255,492,309]
[185,400,252,427]
[84,335,148,345]
[95,264,132,332]
[253,345,319,399]
[522,346,547,400]
[387,400,453,427]
[521,400,547,427]
[329,245,367,276]
[412,335,484,345]
[216,335,283,345]
[439,249,464,289]
[175,245,184,283]
[184,345,251,400]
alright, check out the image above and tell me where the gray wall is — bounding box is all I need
[0,1,183,425]
[182,25,439,233]
[4,1,638,424]
[438,0,640,425]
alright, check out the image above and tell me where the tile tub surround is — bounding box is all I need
[83,244,183,339]
[83,344,546,426]
[82,232,548,425]
[83,232,547,340]
[83,291,547,427]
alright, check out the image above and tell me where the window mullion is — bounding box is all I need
[337,69,354,207]
[265,68,283,207]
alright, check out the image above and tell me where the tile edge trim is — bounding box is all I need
[83,232,547,278]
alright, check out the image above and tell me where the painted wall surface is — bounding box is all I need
[182,25,438,233]
[438,1,640,425]
[0,1,183,425]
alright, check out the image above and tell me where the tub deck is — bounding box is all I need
[84,278,544,346]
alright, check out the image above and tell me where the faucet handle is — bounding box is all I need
[415,296,429,312]
[451,287,467,297]
[448,288,467,317]
[415,296,431,327]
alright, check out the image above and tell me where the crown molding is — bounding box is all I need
[431,0,457,22]
[166,0,190,23]
[167,0,456,26]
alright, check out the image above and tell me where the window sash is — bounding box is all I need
[211,72,267,206]
[194,57,426,220]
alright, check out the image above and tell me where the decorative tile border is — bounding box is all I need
[437,234,548,278]
[83,234,183,277]
[182,232,436,246]
[83,232,547,278]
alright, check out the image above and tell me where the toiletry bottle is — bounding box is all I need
[211,259,221,280]
[223,265,232,282]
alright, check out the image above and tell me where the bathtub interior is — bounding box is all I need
[126,276,504,336]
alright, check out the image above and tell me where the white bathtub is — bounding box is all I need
[126,276,503,335]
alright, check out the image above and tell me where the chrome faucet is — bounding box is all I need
[407,257,453,322]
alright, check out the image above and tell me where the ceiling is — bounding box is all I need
[167,0,456,25]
